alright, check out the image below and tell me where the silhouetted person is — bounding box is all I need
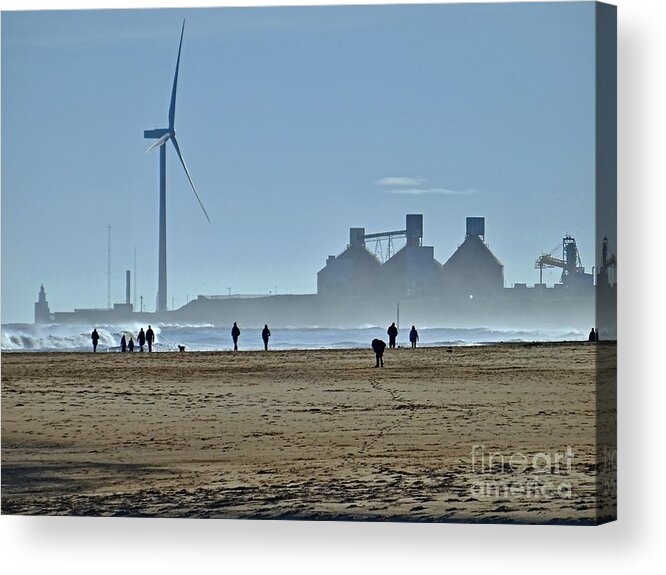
[588,328,596,342]
[91,328,100,352]
[262,324,271,351]
[138,328,146,352]
[146,325,155,352]
[231,322,241,352]
[594,328,599,342]
[387,322,398,349]
[128,337,135,352]
[409,325,419,349]
[120,334,127,353]
[372,339,386,367]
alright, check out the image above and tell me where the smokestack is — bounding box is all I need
[126,270,131,306]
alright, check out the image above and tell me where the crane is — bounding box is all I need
[535,235,585,286]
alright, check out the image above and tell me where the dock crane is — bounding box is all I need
[535,235,585,286]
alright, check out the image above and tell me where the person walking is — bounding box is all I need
[409,325,419,349]
[387,322,398,349]
[120,334,127,353]
[138,327,146,352]
[372,339,386,368]
[262,324,271,351]
[91,328,100,352]
[231,322,241,352]
[146,325,155,352]
[128,337,135,352]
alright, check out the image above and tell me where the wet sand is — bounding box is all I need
[1,343,615,523]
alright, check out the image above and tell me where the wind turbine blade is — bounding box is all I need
[168,20,186,131]
[171,136,211,223]
[145,133,171,153]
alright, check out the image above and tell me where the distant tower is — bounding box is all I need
[107,224,112,309]
[126,270,131,306]
[34,284,51,324]
[602,236,608,268]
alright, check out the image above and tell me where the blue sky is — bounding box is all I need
[2,2,597,323]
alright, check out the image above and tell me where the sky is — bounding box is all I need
[1,2,598,323]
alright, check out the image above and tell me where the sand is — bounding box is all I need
[1,343,616,523]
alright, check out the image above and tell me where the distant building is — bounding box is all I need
[34,284,52,324]
[318,214,505,301]
[317,228,382,297]
[441,218,504,298]
[41,212,603,331]
[380,215,442,299]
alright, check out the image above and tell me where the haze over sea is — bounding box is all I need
[1,323,585,353]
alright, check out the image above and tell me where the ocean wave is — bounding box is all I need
[1,323,585,352]
[1,324,117,352]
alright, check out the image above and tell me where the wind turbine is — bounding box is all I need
[144,20,210,314]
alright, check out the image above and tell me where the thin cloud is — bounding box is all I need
[384,187,476,196]
[374,176,426,188]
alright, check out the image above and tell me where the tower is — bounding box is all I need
[34,284,51,324]
[144,21,210,313]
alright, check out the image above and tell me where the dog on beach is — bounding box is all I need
[178,345,186,352]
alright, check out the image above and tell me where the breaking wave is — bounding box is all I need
[2,323,585,353]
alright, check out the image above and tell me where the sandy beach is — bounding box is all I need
[1,343,616,523]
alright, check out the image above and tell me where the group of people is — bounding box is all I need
[231,322,272,351]
[91,321,603,364]
[91,323,273,353]
[386,322,420,349]
[91,321,420,359]
[372,322,421,367]
[120,325,155,352]
[90,326,155,353]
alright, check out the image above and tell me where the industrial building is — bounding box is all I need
[47,270,135,324]
[441,217,504,298]
[317,214,505,301]
[316,228,382,298]
[35,213,613,331]
[317,214,444,300]
[535,234,594,294]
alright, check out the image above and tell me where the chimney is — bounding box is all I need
[126,270,131,306]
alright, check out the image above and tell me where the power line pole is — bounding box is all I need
[107,224,111,309]
[133,246,137,311]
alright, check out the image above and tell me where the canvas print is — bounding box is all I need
[1,2,616,524]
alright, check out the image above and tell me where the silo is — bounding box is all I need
[382,214,441,298]
[317,227,381,296]
[442,218,504,297]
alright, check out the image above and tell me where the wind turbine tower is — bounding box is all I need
[144,20,210,313]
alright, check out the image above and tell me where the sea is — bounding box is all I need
[1,323,585,353]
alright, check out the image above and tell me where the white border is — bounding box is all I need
[2,1,664,573]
